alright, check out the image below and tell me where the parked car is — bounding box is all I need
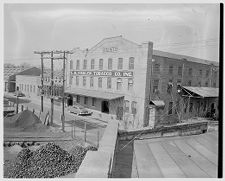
[14,91,25,97]
[68,104,93,116]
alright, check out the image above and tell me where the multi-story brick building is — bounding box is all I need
[65,36,219,129]
[150,50,219,127]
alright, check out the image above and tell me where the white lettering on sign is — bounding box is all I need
[72,71,133,77]
[123,72,132,77]
[103,47,118,53]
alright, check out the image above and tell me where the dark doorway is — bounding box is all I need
[67,94,73,106]
[211,103,215,115]
[102,100,109,113]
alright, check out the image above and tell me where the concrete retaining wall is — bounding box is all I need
[76,120,119,178]
[118,120,208,140]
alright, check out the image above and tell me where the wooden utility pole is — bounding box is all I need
[50,51,54,125]
[35,50,73,128]
[41,53,44,112]
[62,51,66,132]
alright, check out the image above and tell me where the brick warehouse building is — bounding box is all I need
[65,36,219,129]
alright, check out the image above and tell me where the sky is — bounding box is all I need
[4,3,220,66]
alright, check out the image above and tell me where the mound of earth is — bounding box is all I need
[8,145,23,154]
[4,110,41,130]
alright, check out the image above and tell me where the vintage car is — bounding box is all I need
[68,104,93,116]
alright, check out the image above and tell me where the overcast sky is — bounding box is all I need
[4,3,220,66]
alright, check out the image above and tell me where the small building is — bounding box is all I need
[15,67,41,97]
[179,86,219,120]
[4,67,26,92]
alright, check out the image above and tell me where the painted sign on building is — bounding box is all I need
[71,71,133,77]
[103,47,118,53]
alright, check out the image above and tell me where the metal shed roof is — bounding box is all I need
[65,88,124,100]
[150,100,165,107]
[182,86,219,98]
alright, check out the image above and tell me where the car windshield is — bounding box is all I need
[73,105,84,109]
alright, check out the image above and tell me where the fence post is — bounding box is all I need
[73,122,75,138]
[21,105,24,111]
[44,111,49,125]
[38,110,41,119]
[71,121,73,139]
[97,129,100,148]
[84,122,87,142]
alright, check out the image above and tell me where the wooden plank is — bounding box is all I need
[131,150,139,178]
[202,133,219,145]
[174,139,217,177]
[186,138,217,165]
[195,135,218,154]
[134,141,163,178]
[112,141,134,178]
[161,141,209,178]
[149,142,186,178]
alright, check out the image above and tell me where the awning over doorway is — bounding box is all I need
[182,86,219,98]
[65,87,124,100]
[150,100,165,108]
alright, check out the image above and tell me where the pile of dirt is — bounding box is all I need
[5,143,97,178]
[8,145,23,154]
[4,110,41,130]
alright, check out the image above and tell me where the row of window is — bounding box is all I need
[124,100,137,114]
[153,79,216,93]
[153,63,218,78]
[18,84,36,93]
[73,76,134,91]
[70,57,135,70]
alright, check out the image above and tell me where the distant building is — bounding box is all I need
[15,67,41,97]
[65,36,219,128]
[4,66,27,92]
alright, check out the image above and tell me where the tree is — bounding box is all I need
[20,62,32,69]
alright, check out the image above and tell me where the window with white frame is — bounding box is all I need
[117,78,122,90]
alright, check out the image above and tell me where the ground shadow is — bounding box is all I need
[112,140,134,178]
[65,119,98,130]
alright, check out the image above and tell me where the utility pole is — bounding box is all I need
[50,51,54,125]
[35,50,73,128]
[41,53,44,112]
[62,51,66,132]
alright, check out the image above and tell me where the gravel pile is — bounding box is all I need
[5,143,97,178]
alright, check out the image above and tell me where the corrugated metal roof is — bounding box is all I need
[65,88,124,100]
[150,100,165,107]
[182,86,219,98]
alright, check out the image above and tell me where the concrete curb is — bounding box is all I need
[76,120,119,178]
